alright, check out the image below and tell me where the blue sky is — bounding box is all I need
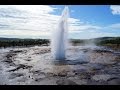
[51,5,120,26]
[0,5,120,39]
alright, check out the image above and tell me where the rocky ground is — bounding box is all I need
[0,45,120,85]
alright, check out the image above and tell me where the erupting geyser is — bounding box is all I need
[51,6,69,60]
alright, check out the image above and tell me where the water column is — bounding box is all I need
[51,6,69,60]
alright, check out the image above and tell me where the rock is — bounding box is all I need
[87,79,108,85]
[117,63,120,66]
[28,56,31,58]
[17,77,28,82]
[13,50,23,53]
[17,64,32,69]
[0,66,2,70]
[88,63,105,70]
[57,71,67,77]
[73,68,87,75]
[68,77,87,85]
[67,60,89,65]
[35,78,42,82]
[4,59,13,63]
[25,59,31,61]
[34,74,46,82]
[108,78,120,85]
[9,73,24,79]
[0,72,8,85]
[83,50,88,53]
[31,78,57,85]
[67,71,75,77]
[92,74,111,81]
[105,69,120,74]
[4,51,17,65]
[30,70,41,74]
[46,72,54,77]
[9,64,32,72]
[56,79,78,85]
[93,49,112,53]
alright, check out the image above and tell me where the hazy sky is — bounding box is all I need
[0,5,120,39]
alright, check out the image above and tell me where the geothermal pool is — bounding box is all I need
[0,46,120,85]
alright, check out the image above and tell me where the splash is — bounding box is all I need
[51,6,69,60]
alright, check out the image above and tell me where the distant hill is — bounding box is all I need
[0,37,20,41]
[0,37,119,41]
[0,37,50,48]
[0,37,48,41]
[0,37,119,47]
[93,37,120,41]
[70,37,120,46]
[93,37,120,45]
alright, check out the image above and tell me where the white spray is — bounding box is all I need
[51,6,69,60]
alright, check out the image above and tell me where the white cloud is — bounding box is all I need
[0,5,119,39]
[0,5,57,14]
[69,24,101,33]
[108,23,120,29]
[70,30,118,39]
[0,29,50,37]
[110,5,120,15]
[0,5,99,38]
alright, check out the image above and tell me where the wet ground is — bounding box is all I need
[0,45,120,85]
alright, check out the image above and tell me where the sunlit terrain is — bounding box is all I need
[0,42,120,85]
